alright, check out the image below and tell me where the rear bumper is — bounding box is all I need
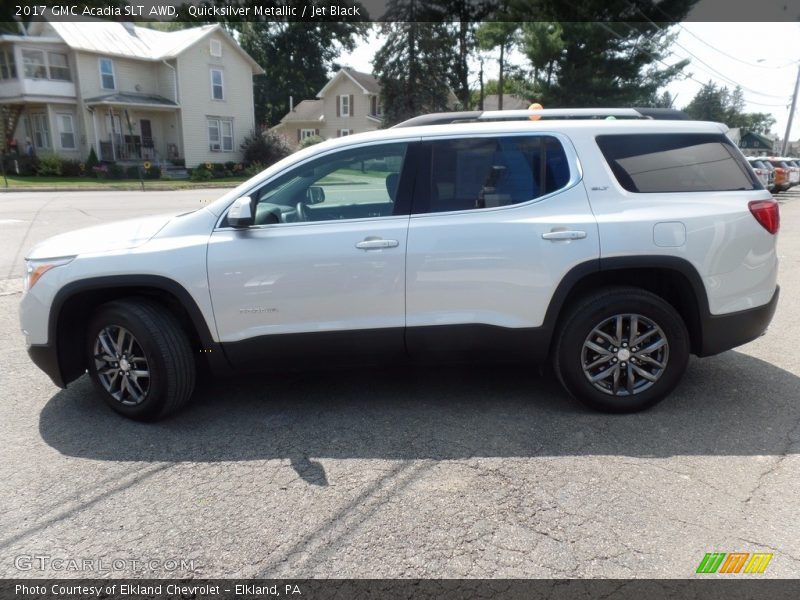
[27,344,66,388]
[699,286,779,357]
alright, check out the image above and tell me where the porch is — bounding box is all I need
[85,93,183,165]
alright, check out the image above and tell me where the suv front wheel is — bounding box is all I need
[554,287,690,413]
[86,298,196,420]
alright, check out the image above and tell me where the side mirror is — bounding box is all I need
[306,185,325,204]
[228,196,254,228]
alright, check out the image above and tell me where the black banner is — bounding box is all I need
[3,0,800,23]
[3,580,800,600]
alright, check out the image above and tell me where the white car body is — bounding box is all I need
[19,113,780,417]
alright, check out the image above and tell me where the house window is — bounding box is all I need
[339,129,351,137]
[369,96,383,117]
[210,69,224,100]
[340,95,350,117]
[210,39,222,57]
[208,118,233,151]
[300,129,316,140]
[0,49,17,80]
[31,114,51,149]
[57,114,76,149]
[99,58,115,89]
[22,50,47,79]
[47,52,71,81]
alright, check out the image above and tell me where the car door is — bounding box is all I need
[207,140,417,368]
[404,133,600,361]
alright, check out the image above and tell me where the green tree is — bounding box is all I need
[471,70,536,107]
[476,22,520,110]
[373,7,456,126]
[519,22,564,90]
[524,21,689,107]
[683,81,731,122]
[684,82,776,133]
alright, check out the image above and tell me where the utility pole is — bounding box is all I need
[781,61,800,156]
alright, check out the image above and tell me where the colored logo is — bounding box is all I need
[696,552,773,574]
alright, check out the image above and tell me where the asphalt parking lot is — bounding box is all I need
[0,188,799,579]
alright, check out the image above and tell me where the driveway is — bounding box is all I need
[0,188,798,578]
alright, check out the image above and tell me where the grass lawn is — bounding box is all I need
[0,175,250,191]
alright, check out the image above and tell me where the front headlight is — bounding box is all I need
[23,256,75,292]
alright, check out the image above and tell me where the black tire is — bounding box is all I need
[86,298,196,421]
[553,287,689,413]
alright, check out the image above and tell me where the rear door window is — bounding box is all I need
[414,135,570,214]
[596,133,760,193]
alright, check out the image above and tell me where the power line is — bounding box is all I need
[601,21,791,109]
[647,2,800,70]
[627,11,791,99]
[675,23,798,70]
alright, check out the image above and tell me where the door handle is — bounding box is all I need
[542,230,587,241]
[355,238,399,250]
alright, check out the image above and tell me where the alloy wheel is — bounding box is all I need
[93,325,150,406]
[581,313,669,396]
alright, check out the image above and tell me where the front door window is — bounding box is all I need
[245,142,409,226]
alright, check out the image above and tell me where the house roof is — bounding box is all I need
[22,19,264,74]
[740,131,775,149]
[279,99,324,123]
[84,92,178,108]
[317,67,380,97]
[481,94,531,111]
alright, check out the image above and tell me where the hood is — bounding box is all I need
[26,213,175,260]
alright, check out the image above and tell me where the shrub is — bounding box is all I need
[241,128,290,167]
[3,156,39,176]
[61,159,83,177]
[86,147,99,174]
[126,165,141,179]
[298,135,324,150]
[37,154,62,177]
[224,161,237,172]
[142,165,161,180]
[190,166,213,182]
[108,164,125,179]
[243,162,265,177]
[94,163,124,180]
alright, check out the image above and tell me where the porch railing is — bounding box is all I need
[99,136,156,161]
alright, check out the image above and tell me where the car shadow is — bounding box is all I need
[39,350,799,465]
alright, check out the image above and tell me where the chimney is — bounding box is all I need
[289,96,294,112]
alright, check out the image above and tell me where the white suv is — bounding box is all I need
[19,108,780,420]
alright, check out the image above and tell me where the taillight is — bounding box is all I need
[749,200,780,234]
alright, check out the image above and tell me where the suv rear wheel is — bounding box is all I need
[554,287,689,413]
[86,298,196,420]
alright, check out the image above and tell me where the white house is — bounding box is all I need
[0,19,263,168]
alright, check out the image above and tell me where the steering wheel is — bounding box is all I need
[295,201,307,222]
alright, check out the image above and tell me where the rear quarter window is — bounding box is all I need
[596,133,760,193]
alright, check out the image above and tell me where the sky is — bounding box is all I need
[339,22,800,142]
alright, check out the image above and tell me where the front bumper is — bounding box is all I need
[699,286,779,357]
[27,344,66,388]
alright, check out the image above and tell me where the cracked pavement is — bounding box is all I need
[0,189,799,578]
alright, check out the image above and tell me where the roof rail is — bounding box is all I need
[392,107,692,128]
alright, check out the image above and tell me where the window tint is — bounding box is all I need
[597,133,759,193]
[418,135,570,214]
[240,143,408,226]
